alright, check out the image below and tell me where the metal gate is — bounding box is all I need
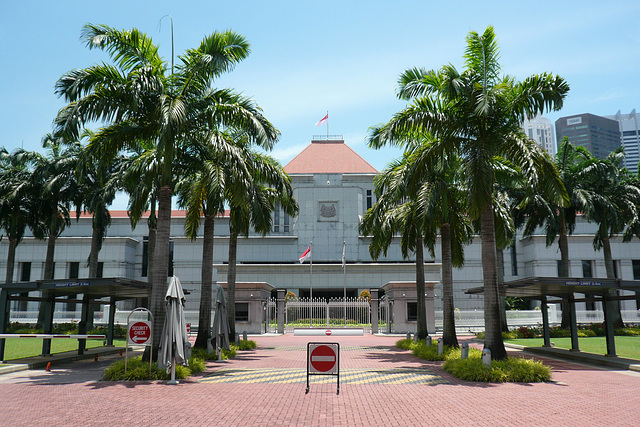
[378,294,393,333]
[265,298,278,333]
[285,297,371,333]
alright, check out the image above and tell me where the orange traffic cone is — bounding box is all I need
[94,354,99,362]
[119,349,123,357]
[46,362,51,371]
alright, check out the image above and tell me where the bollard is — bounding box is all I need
[437,338,444,355]
[461,342,469,359]
[413,333,419,343]
[406,332,411,340]
[482,348,491,367]
[235,333,240,344]
[243,331,248,341]
[426,336,432,347]
[185,342,192,360]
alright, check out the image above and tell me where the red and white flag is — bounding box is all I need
[299,246,311,263]
[315,114,328,127]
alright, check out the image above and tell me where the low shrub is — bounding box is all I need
[396,338,414,350]
[578,329,596,337]
[412,342,457,361]
[443,356,551,382]
[615,327,640,336]
[102,355,205,381]
[236,340,257,350]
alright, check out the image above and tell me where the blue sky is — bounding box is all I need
[2,1,639,208]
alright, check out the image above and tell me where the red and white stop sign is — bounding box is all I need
[127,320,152,345]
[309,344,338,373]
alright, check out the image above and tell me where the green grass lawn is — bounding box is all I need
[1,338,127,362]
[505,336,640,360]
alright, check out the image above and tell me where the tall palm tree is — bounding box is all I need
[513,137,594,327]
[360,155,432,339]
[581,147,640,326]
[54,24,278,358]
[368,26,569,360]
[225,146,298,339]
[0,148,40,284]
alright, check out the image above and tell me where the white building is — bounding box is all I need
[607,109,640,173]
[1,138,639,320]
[522,115,556,156]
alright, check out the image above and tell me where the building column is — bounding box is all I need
[41,293,55,357]
[78,295,90,355]
[602,291,617,357]
[107,299,116,346]
[277,289,285,334]
[540,295,551,347]
[370,289,379,334]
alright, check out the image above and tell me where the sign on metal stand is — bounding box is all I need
[306,342,340,395]
[126,307,153,375]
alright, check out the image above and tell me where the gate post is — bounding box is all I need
[370,289,379,334]
[277,289,285,334]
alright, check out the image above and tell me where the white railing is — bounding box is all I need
[284,297,371,333]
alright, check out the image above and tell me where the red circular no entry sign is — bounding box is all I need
[310,345,337,372]
[325,329,332,336]
[128,321,151,345]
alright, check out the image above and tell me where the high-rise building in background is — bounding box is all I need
[522,115,556,156]
[607,109,640,173]
[555,113,620,159]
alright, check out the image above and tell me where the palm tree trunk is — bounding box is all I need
[602,232,623,326]
[227,227,238,340]
[559,213,572,329]
[496,248,509,333]
[415,236,428,340]
[441,223,458,347]
[36,232,57,328]
[480,204,507,360]
[5,237,17,284]
[88,223,101,278]
[195,215,214,349]
[149,185,172,360]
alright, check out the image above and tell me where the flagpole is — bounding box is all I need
[309,240,313,327]
[343,240,346,326]
[326,110,329,139]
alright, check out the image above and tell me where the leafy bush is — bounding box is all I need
[412,342,457,361]
[615,327,640,336]
[578,329,596,337]
[359,289,371,303]
[549,326,571,338]
[443,356,551,382]
[396,338,414,350]
[236,340,257,350]
[102,355,205,381]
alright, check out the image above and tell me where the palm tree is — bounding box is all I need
[368,26,569,360]
[0,148,40,284]
[360,155,432,339]
[580,147,640,326]
[513,137,594,328]
[225,145,298,339]
[54,24,278,358]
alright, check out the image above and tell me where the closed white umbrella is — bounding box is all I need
[158,276,189,384]
[211,284,230,358]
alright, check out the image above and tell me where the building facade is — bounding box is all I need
[1,138,640,320]
[522,115,556,156]
[555,113,621,159]
[607,109,640,173]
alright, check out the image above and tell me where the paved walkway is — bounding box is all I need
[0,335,639,426]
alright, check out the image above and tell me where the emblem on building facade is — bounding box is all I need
[320,203,337,218]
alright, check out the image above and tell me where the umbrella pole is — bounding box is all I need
[168,355,178,385]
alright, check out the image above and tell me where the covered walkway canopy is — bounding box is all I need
[466,277,640,357]
[0,277,152,361]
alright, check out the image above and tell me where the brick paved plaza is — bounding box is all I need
[0,335,639,426]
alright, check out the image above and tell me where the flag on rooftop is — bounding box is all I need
[342,241,346,268]
[299,246,311,263]
[315,113,328,127]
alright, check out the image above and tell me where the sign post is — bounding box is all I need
[126,308,153,375]
[306,342,340,395]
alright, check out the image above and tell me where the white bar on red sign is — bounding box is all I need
[294,328,363,336]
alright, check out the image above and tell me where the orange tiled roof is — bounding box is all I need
[284,140,377,174]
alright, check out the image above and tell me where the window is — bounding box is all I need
[633,260,640,280]
[235,303,249,322]
[407,302,417,322]
[142,236,149,277]
[69,262,79,279]
[20,262,31,282]
[97,262,104,279]
[557,260,563,277]
[283,211,289,233]
[273,202,280,232]
[582,260,593,278]
[366,190,373,210]
[510,246,518,276]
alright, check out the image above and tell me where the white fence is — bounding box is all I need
[284,297,371,333]
[8,307,640,333]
